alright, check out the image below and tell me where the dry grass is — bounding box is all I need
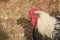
[0,0,60,40]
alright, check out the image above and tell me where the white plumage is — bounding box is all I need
[35,11,57,38]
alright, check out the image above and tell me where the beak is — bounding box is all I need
[34,10,45,14]
[34,10,48,14]
[34,11,41,14]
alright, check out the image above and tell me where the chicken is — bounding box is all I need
[29,7,57,40]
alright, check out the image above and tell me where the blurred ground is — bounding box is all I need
[0,0,60,40]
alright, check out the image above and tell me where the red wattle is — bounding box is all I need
[31,15,39,26]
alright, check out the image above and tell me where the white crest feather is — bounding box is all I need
[36,11,57,38]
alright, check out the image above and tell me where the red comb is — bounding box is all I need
[29,7,40,17]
